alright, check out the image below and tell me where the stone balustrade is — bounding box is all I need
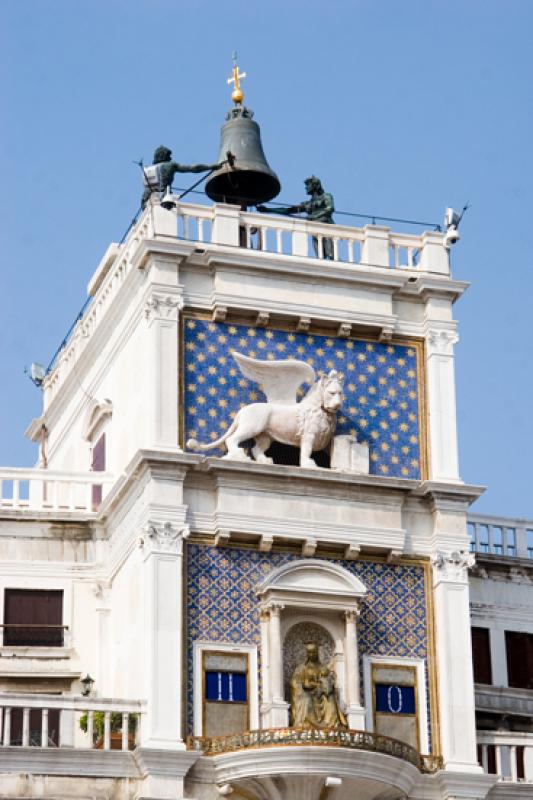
[0,693,144,751]
[42,198,450,407]
[0,468,113,513]
[477,731,533,782]
[468,513,533,560]
[168,199,449,273]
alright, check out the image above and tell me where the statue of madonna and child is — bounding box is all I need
[290,641,347,729]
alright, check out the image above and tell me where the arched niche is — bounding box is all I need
[83,399,113,442]
[283,620,335,714]
[257,559,367,731]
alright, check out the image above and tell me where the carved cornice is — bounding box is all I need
[432,549,475,582]
[144,293,184,323]
[139,521,189,556]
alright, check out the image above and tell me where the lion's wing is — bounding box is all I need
[231,351,315,405]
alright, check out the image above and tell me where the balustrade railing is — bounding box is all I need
[43,198,450,404]
[187,727,443,773]
[0,468,113,513]
[477,732,533,782]
[468,513,533,559]
[0,693,144,751]
[159,199,448,274]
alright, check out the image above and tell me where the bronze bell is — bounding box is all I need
[205,106,280,208]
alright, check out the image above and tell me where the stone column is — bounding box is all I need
[261,603,289,728]
[144,289,184,451]
[432,550,483,773]
[139,521,189,749]
[259,610,271,707]
[269,604,284,704]
[344,608,365,730]
[425,328,461,483]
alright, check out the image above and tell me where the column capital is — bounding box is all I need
[144,292,184,325]
[426,327,459,356]
[139,521,189,558]
[265,602,285,616]
[432,549,475,583]
[344,607,361,623]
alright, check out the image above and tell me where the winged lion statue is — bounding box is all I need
[186,351,344,468]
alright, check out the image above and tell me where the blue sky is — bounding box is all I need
[1,0,532,516]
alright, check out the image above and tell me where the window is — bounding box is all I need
[205,671,247,703]
[91,433,106,509]
[471,627,492,685]
[370,663,420,750]
[3,589,64,647]
[202,651,249,737]
[505,631,533,689]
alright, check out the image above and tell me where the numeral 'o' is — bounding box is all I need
[387,685,403,713]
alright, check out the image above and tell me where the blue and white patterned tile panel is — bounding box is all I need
[186,544,429,736]
[183,318,423,479]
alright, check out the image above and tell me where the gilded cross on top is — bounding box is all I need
[227,52,246,104]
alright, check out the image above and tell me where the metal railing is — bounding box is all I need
[0,468,113,513]
[478,731,533,782]
[187,727,443,773]
[468,513,533,559]
[0,623,67,648]
[0,693,145,751]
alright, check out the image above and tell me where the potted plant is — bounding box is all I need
[79,711,138,750]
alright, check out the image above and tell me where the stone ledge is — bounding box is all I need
[0,747,139,777]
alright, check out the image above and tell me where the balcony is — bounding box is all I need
[468,513,533,560]
[186,728,442,800]
[0,467,113,515]
[0,693,144,751]
[478,731,533,783]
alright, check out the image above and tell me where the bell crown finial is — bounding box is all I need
[227,52,246,106]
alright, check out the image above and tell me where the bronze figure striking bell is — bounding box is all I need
[205,109,280,208]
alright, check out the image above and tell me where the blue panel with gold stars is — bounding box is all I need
[183,317,424,479]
